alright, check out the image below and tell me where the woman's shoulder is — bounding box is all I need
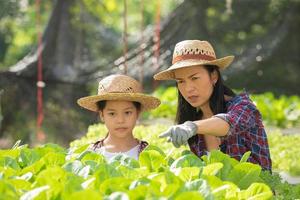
[226,92,258,113]
[227,92,254,105]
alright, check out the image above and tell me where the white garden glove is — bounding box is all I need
[159,121,198,148]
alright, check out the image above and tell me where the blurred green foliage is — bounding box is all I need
[72,122,300,177]
[0,89,3,130]
[268,130,300,176]
[0,138,278,199]
[148,86,178,119]
[250,93,300,128]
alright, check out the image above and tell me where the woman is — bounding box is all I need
[154,40,272,171]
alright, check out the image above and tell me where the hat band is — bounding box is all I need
[172,54,215,64]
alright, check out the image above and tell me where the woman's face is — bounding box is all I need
[174,65,218,109]
[99,100,139,139]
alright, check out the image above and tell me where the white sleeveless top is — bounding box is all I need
[95,145,140,161]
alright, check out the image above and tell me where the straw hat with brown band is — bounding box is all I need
[153,40,235,80]
[77,74,161,112]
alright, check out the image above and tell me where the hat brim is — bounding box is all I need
[154,56,234,80]
[77,93,161,112]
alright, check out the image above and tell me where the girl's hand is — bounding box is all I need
[159,121,198,148]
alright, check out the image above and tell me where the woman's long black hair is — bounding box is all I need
[175,65,235,124]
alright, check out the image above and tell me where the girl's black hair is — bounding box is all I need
[175,65,235,124]
[97,100,142,111]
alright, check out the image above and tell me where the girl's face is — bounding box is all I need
[174,65,218,109]
[99,100,140,139]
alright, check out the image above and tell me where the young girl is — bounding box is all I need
[77,74,160,160]
[154,40,272,171]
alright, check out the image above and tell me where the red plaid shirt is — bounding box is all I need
[188,93,272,171]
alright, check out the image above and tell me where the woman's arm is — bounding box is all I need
[159,94,258,148]
[194,117,230,137]
[159,118,229,148]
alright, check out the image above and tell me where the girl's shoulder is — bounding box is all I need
[138,140,149,153]
[139,140,149,145]
[89,139,105,151]
[89,139,148,153]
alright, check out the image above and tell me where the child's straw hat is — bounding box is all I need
[154,40,234,80]
[77,74,160,112]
